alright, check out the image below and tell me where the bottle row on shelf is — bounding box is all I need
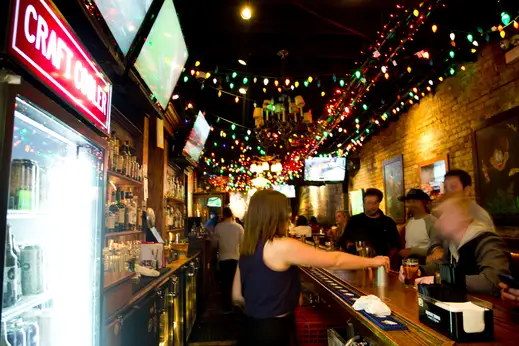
[105,189,142,234]
[108,132,143,182]
[166,205,184,231]
[166,170,185,201]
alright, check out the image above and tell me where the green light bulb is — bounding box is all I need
[501,12,511,26]
[450,68,455,75]
[339,80,345,87]
[355,118,359,124]
[449,51,455,59]
[362,104,368,111]
[231,124,236,130]
[304,81,309,87]
[183,76,188,82]
[467,34,473,43]
[230,83,234,89]
[232,72,237,78]
[355,70,362,79]
[243,77,248,85]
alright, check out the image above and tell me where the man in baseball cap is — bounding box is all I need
[398,189,438,260]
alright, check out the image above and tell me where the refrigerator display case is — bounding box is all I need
[0,1,112,345]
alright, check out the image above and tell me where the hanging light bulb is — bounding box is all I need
[239,88,247,94]
[241,6,252,20]
[213,78,217,84]
[263,78,269,86]
[285,78,290,86]
[262,88,266,93]
[501,12,511,26]
[230,82,234,89]
[307,76,313,83]
[450,32,456,41]
[432,24,438,33]
[218,90,222,97]
[253,77,257,83]
[195,61,201,67]
[235,96,240,103]
[295,81,299,88]
[274,80,279,87]
[321,91,325,97]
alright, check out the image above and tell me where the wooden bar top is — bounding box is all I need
[301,267,519,345]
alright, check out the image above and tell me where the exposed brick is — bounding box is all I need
[348,43,519,236]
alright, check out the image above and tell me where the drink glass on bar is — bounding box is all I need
[312,235,319,248]
[403,258,420,287]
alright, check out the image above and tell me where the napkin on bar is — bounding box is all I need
[435,301,487,333]
[352,295,391,317]
[135,264,160,277]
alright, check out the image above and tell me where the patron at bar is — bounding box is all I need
[336,188,400,259]
[401,195,510,296]
[398,189,437,261]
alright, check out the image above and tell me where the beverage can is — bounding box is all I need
[24,320,40,346]
[9,159,24,209]
[376,266,387,287]
[21,246,44,295]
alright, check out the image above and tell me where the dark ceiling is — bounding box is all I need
[172,0,421,127]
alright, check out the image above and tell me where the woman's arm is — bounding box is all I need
[268,238,388,271]
[232,266,245,307]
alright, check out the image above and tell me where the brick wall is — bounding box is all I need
[349,43,519,238]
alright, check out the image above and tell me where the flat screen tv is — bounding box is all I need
[304,157,346,182]
[93,0,153,55]
[183,112,211,164]
[273,185,296,198]
[133,0,188,110]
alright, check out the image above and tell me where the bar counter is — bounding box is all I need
[300,266,519,346]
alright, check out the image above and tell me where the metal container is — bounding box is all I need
[375,266,387,287]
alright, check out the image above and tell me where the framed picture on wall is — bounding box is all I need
[349,189,364,216]
[418,155,449,200]
[473,108,519,226]
[383,155,405,224]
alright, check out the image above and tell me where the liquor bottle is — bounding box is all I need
[3,224,19,308]
[116,190,125,232]
[106,192,117,233]
[11,232,22,301]
[126,189,136,231]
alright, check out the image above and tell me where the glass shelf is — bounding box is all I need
[108,170,143,186]
[1,292,52,322]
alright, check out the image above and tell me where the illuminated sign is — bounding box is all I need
[9,0,112,134]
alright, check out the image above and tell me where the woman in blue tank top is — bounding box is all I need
[232,190,389,346]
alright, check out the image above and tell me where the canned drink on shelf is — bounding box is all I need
[24,320,40,346]
[9,159,24,209]
[7,319,27,346]
[21,245,44,295]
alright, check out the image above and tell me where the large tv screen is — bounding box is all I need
[304,157,346,182]
[273,185,296,198]
[94,0,153,55]
[183,112,211,164]
[134,0,188,110]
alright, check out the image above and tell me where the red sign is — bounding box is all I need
[9,0,112,134]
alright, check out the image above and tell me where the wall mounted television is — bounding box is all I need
[272,185,296,198]
[93,0,153,56]
[133,0,188,110]
[182,112,211,165]
[304,157,346,183]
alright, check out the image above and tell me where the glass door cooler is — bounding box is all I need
[0,87,106,346]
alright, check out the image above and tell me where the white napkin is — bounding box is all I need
[434,301,487,333]
[135,264,160,277]
[352,295,391,317]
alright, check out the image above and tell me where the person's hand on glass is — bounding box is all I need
[414,276,434,287]
[399,248,412,258]
[370,256,389,272]
[499,282,519,302]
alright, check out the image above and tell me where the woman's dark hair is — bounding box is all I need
[296,215,308,226]
[444,169,472,188]
[222,207,233,219]
[364,188,383,202]
[309,216,318,224]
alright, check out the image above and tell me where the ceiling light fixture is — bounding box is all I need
[238,59,247,66]
[241,5,252,20]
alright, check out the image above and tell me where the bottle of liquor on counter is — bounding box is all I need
[106,192,117,233]
[3,224,20,308]
[115,138,123,174]
[116,190,125,232]
[126,189,136,231]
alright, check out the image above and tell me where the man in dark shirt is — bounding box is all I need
[337,188,400,260]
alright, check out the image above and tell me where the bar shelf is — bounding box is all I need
[1,292,52,322]
[108,170,143,186]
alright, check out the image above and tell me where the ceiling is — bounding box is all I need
[173,0,421,127]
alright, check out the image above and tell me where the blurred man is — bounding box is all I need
[443,169,494,231]
[398,189,437,260]
[428,169,495,262]
[400,195,509,296]
[337,188,400,259]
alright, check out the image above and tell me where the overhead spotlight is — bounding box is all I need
[238,59,247,66]
[241,6,252,20]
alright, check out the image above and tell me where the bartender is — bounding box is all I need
[336,188,400,261]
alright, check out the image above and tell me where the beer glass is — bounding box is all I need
[312,235,320,248]
[403,258,420,287]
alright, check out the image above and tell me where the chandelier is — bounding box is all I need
[252,50,316,150]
